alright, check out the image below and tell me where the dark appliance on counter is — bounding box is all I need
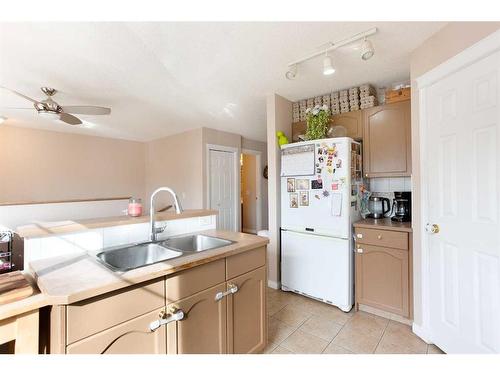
[366,196,391,219]
[391,191,411,222]
[0,231,24,274]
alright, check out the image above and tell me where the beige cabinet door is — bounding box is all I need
[66,309,166,354]
[167,283,227,354]
[331,111,363,140]
[355,244,409,317]
[226,266,267,354]
[363,101,411,177]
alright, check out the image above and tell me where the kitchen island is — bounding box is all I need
[24,229,268,354]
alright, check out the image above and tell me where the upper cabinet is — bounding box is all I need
[363,101,411,178]
[290,98,411,178]
[330,110,363,140]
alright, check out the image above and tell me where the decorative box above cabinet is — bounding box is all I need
[363,101,411,178]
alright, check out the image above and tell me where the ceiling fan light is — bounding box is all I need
[37,111,60,119]
[323,55,335,75]
[361,38,375,61]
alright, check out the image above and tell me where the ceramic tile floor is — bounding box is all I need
[264,287,444,354]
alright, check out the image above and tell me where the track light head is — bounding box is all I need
[323,54,335,75]
[361,38,375,61]
[285,64,298,80]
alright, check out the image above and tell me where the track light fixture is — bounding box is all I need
[285,64,298,80]
[360,38,375,60]
[323,52,335,76]
[285,27,377,80]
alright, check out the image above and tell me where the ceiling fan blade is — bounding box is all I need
[0,86,39,104]
[59,112,82,125]
[61,106,111,115]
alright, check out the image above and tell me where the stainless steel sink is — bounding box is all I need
[160,234,233,253]
[95,242,183,272]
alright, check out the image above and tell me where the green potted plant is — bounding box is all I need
[305,104,330,140]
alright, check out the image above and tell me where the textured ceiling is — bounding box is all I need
[0,22,446,142]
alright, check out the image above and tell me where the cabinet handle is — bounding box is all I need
[356,248,364,254]
[356,233,363,239]
[149,306,185,332]
[377,234,382,240]
[215,283,239,301]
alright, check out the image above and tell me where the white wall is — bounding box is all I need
[0,199,129,231]
[266,93,292,288]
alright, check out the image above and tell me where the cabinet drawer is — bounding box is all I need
[66,278,164,345]
[355,228,408,250]
[226,247,266,280]
[166,258,225,303]
[66,309,166,354]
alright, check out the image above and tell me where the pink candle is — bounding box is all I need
[128,198,143,217]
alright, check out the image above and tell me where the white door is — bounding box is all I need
[209,149,236,231]
[281,230,353,312]
[425,49,500,353]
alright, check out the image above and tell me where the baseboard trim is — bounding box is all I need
[358,304,413,326]
[267,280,280,289]
[412,323,432,344]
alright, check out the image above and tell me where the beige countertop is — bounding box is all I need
[353,218,412,233]
[16,209,217,239]
[29,229,269,305]
[0,273,53,321]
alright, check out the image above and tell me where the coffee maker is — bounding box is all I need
[391,191,411,222]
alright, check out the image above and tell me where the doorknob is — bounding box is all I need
[425,223,440,234]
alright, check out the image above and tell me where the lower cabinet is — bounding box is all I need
[166,266,267,354]
[54,246,268,354]
[227,266,267,354]
[355,244,409,317]
[66,309,166,354]
[166,283,227,354]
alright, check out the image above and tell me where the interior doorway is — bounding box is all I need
[240,149,262,234]
[207,145,239,231]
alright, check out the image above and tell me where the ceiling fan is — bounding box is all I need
[0,86,111,125]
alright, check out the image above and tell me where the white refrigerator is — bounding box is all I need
[280,137,362,312]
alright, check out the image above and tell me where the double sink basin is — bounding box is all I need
[95,234,234,272]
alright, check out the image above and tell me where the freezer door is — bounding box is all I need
[281,139,352,238]
[281,230,353,311]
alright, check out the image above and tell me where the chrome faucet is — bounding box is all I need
[150,187,184,241]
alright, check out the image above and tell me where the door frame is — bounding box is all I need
[241,148,263,233]
[415,29,500,343]
[206,144,240,232]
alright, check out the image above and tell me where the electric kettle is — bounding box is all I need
[366,196,391,219]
